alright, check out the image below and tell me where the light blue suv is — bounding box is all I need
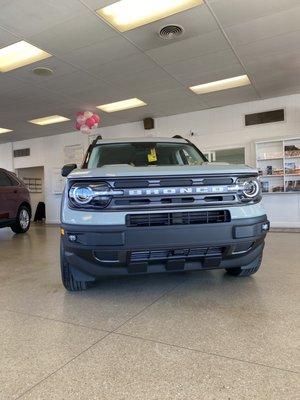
[60,136,269,291]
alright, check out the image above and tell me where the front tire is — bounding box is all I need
[226,254,262,277]
[60,242,87,291]
[11,205,31,234]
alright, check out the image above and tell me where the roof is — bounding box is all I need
[94,137,187,145]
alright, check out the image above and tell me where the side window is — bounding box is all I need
[0,171,13,187]
[8,174,20,186]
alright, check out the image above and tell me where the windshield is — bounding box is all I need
[86,142,206,168]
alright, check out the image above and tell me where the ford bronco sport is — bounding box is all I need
[60,136,269,291]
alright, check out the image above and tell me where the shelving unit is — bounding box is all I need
[256,137,300,194]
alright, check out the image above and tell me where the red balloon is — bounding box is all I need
[86,117,95,129]
[92,114,100,123]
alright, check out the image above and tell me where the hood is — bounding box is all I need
[69,162,258,179]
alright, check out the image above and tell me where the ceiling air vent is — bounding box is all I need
[14,148,30,158]
[158,24,184,40]
[245,109,285,126]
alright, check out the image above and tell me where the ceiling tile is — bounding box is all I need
[62,36,139,72]
[163,49,244,85]
[123,4,218,51]
[6,58,79,84]
[0,27,19,47]
[235,30,300,63]
[29,11,117,55]
[108,66,182,95]
[69,82,125,108]
[207,0,300,27]
[225,6,300,46]
[36,70,108,97]
[0,75,28,94]
[80,0,118,9]
[146,30,230,66]
[148,99,207,118]
[258,83,300,99]
[142,88,202,105]
[245,51,300,81]
[87,53,157,79]
[199,85,260,108]
[0,0,84,37]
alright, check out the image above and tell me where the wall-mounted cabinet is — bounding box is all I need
[256,137,300,194]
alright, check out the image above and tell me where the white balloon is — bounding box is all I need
[77,115,86,125]
[80,124,91,134]
[84,111,93,119]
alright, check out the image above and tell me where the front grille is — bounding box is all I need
[68,174,250,210]
[126,210,230,227]
[130,246,223,262]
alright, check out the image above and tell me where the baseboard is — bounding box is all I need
[270,222,300,228]
[45,220,60,225]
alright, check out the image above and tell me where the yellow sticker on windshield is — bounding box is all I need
[148,148,157,162]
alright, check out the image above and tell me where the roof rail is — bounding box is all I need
[173,134,195,145]
[91,135,102,145]
[172,135,186,140]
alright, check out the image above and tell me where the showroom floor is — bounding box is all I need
[0,225,299,399]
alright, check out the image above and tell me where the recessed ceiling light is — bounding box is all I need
[97,98,147,113]
[32,67,54,76]
[29,115,70,126]
[97,0,203,32]
[0,127,12,134]
[190,75,251,94]
[0,41,51,73]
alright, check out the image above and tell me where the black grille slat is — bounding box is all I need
[126,210,230,227]
[112,177,233,188]
[130,246,224,262]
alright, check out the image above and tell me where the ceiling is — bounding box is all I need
[0,0,300,143]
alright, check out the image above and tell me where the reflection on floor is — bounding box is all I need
[0,225,299,399]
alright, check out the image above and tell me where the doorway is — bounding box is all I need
[16,166,45,222]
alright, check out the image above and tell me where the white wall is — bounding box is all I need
[0,142,14,171]
[0,93,300,226]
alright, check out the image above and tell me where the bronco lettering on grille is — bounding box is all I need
[127,185,238,196]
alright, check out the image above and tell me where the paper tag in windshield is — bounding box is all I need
[148,148,157,162]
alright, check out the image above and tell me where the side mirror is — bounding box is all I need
[61,164,77,177]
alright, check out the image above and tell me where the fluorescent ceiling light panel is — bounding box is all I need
[97,98,147,113]
[29,115,70,125]
[0,127,12,134]
[190,75,251,94]
[0,41,51,73]
[97,0,203,32]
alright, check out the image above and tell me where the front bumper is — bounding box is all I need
[61,215,269,279]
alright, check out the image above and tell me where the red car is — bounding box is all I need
[0,168,31,233]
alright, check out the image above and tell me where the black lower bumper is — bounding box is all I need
[61,215,269,280]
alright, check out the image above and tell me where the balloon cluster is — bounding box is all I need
[75,111,100,134]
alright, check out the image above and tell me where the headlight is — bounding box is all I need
[69,182,123,208]
[237,177,261,200]
[71,186,94,205]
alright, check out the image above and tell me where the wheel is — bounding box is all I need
[60,242,87,291]
[11,205,31,234]
[226,254,262,277]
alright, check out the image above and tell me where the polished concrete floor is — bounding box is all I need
[0,225,299,399]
